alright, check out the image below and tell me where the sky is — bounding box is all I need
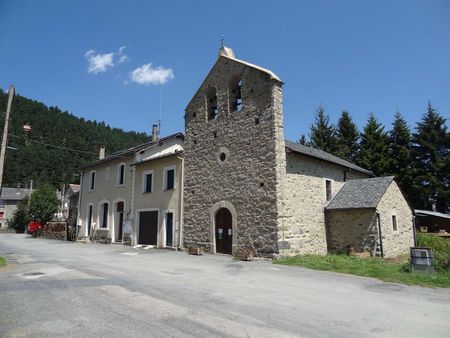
[0,0,449,141]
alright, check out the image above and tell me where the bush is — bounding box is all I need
[416,233,450,270]
[7,197,30,233]
[28,183,59,224]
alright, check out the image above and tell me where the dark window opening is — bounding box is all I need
[90,172,95,190]
[166,212,173,247]
[219,152,226,162]
[166,169,175,190]
[255,117,260,125]
[193,140,197,145]
[213,131,217,138]
[144,173,153,193]
[193,112,197,118]
[87,205,93,235]
[259,182,265,187]
[230,77,243,112]
[118,164,125,185]
[207,87,218,120]
[117,201,124,213]
[392,215,397,231]
[326,180,332,201]
[102,203,108,228]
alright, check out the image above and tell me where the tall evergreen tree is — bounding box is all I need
[411,102,449,212]
[388,112,413,198]
[309,105,336,153]
[359,113,391,176]
[335,111,359,162]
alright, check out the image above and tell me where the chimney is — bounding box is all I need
[152,124,159,141]
[99,146,105,160]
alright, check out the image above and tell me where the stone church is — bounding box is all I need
[183,46,414,258]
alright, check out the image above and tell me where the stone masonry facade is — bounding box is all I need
[183,51,285,256]
[281,152,368,255]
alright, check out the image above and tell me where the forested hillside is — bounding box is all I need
[0,90,149,189]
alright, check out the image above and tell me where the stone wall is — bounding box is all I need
[183,54,285,256]
[377,181,414,257]
[281,151,369,255]
[325,209,378,253]
[43,222,67,241]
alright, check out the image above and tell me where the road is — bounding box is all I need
[0,234,449,337]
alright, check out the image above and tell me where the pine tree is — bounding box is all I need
[411,102,449,212]
[359,113,391,176]
[335,111,359,162]
[309,105,336,153]
[388,112,413,198]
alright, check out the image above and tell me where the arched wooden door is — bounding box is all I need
[215,208,232,254]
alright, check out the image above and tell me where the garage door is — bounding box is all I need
[139,211,158,245]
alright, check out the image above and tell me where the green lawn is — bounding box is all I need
[274,255,450,288]
[0,257,6,268]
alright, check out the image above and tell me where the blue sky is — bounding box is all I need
[0,0,449,141]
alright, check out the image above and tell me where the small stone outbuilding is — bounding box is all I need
[325,176,415,258]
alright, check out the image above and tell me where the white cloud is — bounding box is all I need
[129,63,174,85]
[84,50,114,74]
[118,46,128,63]
[84,46,129,74]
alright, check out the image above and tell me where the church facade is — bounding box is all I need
[183,47,414,258]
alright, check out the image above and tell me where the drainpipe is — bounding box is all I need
[177,154,185,250]
[76,171,84,238]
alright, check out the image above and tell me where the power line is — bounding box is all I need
[9,134,98,155]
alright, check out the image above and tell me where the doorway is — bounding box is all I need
[116,201,124,242]
[215,208,232,254]
[139,210,158,245]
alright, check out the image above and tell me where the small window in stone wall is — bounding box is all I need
[229,76,243,112]
[325,180,332,201]
[207,87,218,120]
[392,215,397,231]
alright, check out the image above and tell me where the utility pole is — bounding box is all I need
[0,85,15,198]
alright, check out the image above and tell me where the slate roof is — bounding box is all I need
[1,187,30,201]
[285,140,373,176]
[415,209,450,219]
[325,176,395,210]
[81,133,184,169]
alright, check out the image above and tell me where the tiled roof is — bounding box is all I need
[326,176,395,210]
[81,133,184,169]
[1,187,30,201]
[285,140,373,176]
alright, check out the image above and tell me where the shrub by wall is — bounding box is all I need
[416,233,450,270]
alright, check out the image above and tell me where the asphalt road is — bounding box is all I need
[0,234,449,338]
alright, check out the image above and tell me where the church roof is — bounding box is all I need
[220,52,282,82]
[325,176,395,210]
[285,140,373,176]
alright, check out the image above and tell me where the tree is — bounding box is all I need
[359,113,391,176]
[7,196,29,233]
[388,112,413,198]
[309,105,336,153]
[335,111,360,162]
[411,102,449,212]
[28,183,59,224]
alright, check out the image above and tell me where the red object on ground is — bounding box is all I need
[27,221,43,237]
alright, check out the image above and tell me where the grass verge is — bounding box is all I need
[0,256,6,268]
[274,255,450,288]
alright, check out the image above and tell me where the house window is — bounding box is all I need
[207,86,218,120]
[89,171,96,191]
[142,170,154,193]
[392,215,397,231]
[229,77,243,112]
[101,203,109,228]
[326,180,332,201]
[105,167,110,180]
[117,163,125,185]
[164,166,176,190]
[0,211,4,219]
